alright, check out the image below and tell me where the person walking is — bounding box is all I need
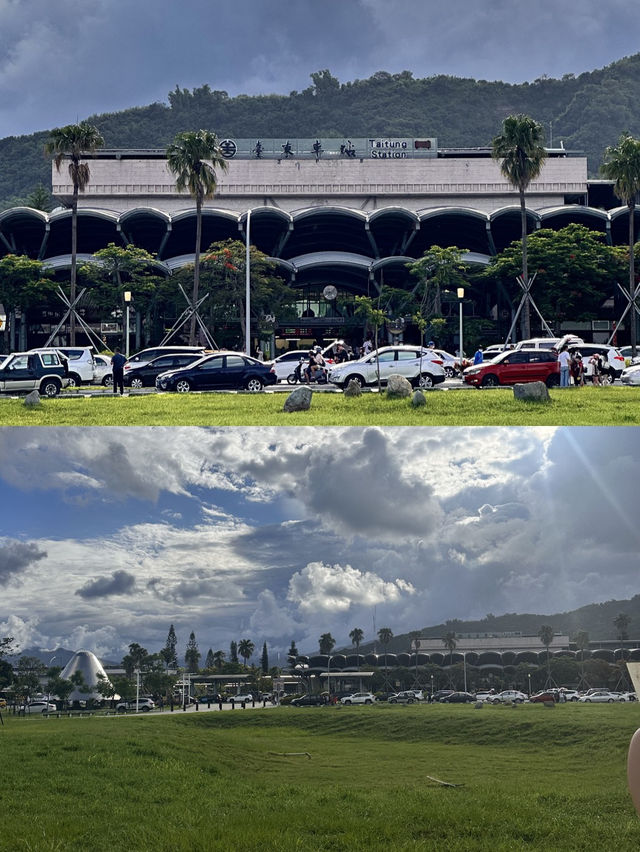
[557,345,571,387]
[111,347,126,395]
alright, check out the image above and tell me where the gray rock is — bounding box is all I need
[386,374,413,398]
[344,380,362,397]
[513,381,551,403]
[411,389,426,407]
[24,390,41,407]
[283,386,313,412]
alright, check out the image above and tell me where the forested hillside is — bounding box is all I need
[3,54,640,209]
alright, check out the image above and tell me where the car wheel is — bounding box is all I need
[102,375,113,387]
[514,698,523,704]
[130,377,144,389]
[175,379,191,393]
[481,374,500,387]
[365,699,372,705]
[245,377,264,392]
[343,700,352,705]
[546,374,560,388]
[607,698,614,703]
[141,705,150,711]
[117,706,126,713]
[418,373,434,389]
[600,372,613,385]
[444,366,455,378]
[39,377,61,397]
[67,373,82,388]
[571,696,579,701]
[492,698,501,705]
[345,374,364,388]
[407,698,414,704]
[584,698,592,703]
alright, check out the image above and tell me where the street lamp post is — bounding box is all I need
[327,655,331,703]
[528,672,531,698]
[124,291,132,358]
[134,668,140,713]
[463,651,467,694]
[457,287,465,361]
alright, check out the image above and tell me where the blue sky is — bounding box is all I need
[1,426,639,665]
[2,0,640,137]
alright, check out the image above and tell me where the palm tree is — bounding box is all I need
[44,122,104,345]
[601,133,640,357]
[349,627,364,671]
[166,130,228,345]
[492,114,547,340]
[318,633,336,655]
[377,627,394,683]
[237,639,255,668]
[614,613,631,660]
[442,632,457,667]
[538,624,554,688]
[212,650,226,670]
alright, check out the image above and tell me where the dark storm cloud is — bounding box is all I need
[2,1,639,137]
[0,540,46,585]
[76,569,136,599]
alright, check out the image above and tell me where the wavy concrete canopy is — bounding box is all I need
[61,649,113,702]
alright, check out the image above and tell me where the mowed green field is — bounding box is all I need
[1,386,640,426]
[2,703,640,851]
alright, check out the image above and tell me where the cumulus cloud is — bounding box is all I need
[287,561,415,613]
[0,540,46,586]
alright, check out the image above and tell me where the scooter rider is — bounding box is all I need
[305,346,326,382]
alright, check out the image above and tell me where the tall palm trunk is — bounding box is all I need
[70,183,79,345]
[190,194,203,345]
[520,187,530,340]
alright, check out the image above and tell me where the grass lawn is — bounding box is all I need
[2,703,640,850]
[1,386,640,426]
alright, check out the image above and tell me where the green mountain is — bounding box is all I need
[4,55,640,210]
[351,595,640,655]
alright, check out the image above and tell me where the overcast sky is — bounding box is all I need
[2,0,640,138]
[1,426,638,665]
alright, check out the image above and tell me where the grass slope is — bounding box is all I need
[2,703,640,850]
[1,387,639,426]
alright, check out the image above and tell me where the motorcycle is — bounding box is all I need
[287,357,328,384]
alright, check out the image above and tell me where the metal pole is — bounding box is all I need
[463,652,467,693]
[245,209,251,355]
[135,669,140,713]
[457,288,464,360]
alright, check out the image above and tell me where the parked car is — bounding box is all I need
[125,345,207,372]
[24,700,57,714]
[620,692,638,702]
[0,351,71,397]
[229,693,254,703]
[29,346,95,387]
[578,690,623,703]
[463,349,560,388]
[490,690,528,704]
[155,352,277,393]
[116,698,155,712]
[328,345,446,389]
[340,692,376,705]
[621,363,640,385]
[92,353,113,386]
[429,349,460,378]
[388,691,420,704]
[267,341,345,382]
[290,694,328,707]
[198,694,222,704]
[440,691,476,703]
[618,346,640,366]
[568,343,625,382]
[124,353,204,387]
[529,691,558,703]
[431,689,455,703]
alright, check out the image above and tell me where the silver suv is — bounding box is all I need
[328,346,446,389]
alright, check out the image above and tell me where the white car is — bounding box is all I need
[340,692,376,705]
[267,341,345,382]
[621,363,640,385]
[92,354,113,386]
[116,698,155,712]
[124,345,207,372]
[230,693,254,703]
[430,349,460,378]
[328,345,446,389]
[618,346,640,366]
[489,690,528,704]
[577,690,622,703]
[568,343,625,382]
[24,700,57,714]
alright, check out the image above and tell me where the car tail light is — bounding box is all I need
[431,359,443,365]
[269,366,276,373]
[614,355,624,362]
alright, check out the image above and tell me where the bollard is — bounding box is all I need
[195,701,199,711]
[218,699,223,711]
[242,700,246,709]
[231,699,235,709]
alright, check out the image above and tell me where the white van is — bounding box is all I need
[514,335,583,351]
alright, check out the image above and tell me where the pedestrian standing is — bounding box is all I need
[557,345,571,387]
[474,347,484,365]
[111,347,126,395]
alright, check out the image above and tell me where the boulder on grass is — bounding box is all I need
[386,374,412,398]
[283,386,313,412]
[411,389,426,407]
[513,381,550,403]
[24,390,41,407]
[344,379,362,397]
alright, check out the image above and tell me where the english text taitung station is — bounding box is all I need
[0,135,633,352]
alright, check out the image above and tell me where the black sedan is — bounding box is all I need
[290,694,328,707]
[125,353,203,388]
[440,691,476,703]
[156,352,277,393]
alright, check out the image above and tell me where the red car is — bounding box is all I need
[463,349,560,388]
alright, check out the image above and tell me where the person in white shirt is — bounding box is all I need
[557,346,571,387]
